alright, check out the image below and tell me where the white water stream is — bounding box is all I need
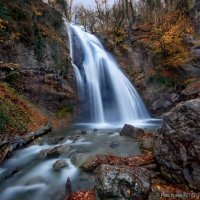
[68,24,151,126]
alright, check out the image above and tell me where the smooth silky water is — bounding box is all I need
[0,125,162,200]
[0,24,162,200]
[67,23,151,125]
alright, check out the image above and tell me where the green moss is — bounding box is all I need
[0,106,9,133]
[0,101,29,134]
[56,106,73,119]
[149,73,177,87]
[0,84,30,134]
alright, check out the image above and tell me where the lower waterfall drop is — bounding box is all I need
[68,24,151,126]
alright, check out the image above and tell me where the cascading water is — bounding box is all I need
[0,24,161,200]
[68,24,151,126]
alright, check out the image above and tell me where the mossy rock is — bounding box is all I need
[56,106,73,119]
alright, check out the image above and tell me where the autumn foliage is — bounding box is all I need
[151,12,194,67]
[81,153,154,172]
[69,190,95,200]
[0,83,48,137]
[0,18,20,47]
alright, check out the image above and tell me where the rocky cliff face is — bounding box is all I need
[117,40,179,117]
[116,8,200,117]
[190,0,200,33]
[0,0,76,112]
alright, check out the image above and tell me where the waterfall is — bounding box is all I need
[67,24,151,126]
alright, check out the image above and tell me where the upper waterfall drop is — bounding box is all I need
[67,23,151,125]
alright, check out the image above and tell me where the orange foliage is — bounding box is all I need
[0,17,20,46]
[82,153,154,172]
[94,153,154,169]
[151,12,194,67]
[0,83,49,138]
[0,18,6,30]
[0,83,72,139]
[69,190,95,200]
[0,18,7,44]
[33,6,43,16]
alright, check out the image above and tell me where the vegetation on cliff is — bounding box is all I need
[71,1,200,116]
[0,0,74,138]
[0,1,200,200]
[0,82,49,136]
[0,0,199,133]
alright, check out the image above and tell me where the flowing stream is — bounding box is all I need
[0,24,162,200]
[0,128,148,200]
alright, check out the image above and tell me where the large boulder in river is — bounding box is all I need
[95,165,150,200]
[120,124,144,139]
[154,98,200,190]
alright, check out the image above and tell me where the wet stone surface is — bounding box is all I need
[95,165,151,200]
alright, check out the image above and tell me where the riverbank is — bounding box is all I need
[1,98,200,200]
[1,100,199,200]
[0,122,157,200]
[0,82,73,164]
[65,99,200,200]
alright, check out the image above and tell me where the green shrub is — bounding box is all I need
[56,106,73,119]
[0,108,9,132]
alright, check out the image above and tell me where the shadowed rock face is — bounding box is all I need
[18,68,75,111]
[95,165,150,200]
[120,124,145,139]
[0,0,76,112]
[190,0,200,33]
[154,99,200,190]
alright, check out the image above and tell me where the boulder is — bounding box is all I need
[39,145,70,159]
[52,160,68,170]
[141,138,153,153]
[154,99,200,190]
[95,165,150,200]
[181,80,200,97]
[120,124,144,139]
